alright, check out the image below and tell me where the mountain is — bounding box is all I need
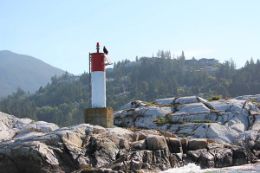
[0,50,65,98]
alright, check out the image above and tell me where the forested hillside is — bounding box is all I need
[1,53,260,126]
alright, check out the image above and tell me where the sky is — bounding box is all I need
[1,0,260,74]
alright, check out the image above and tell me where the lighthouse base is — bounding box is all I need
[84,107,113,128]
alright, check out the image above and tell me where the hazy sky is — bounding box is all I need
[1,0,260,74]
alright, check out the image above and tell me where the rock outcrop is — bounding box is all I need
[114,95,260,170]
[0,113,258,173]
[114,96,260,145]
[0,95,260,173]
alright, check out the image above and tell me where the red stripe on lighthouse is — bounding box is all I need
[91,53,105,71]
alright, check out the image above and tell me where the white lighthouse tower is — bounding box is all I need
[84,42,113,128]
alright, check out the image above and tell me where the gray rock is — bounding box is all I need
[187,149,207,162]
[166,138,182,153]
[236,94,260,102]
[199,150,215,168]
[133,129,161,141]
[169,153,183,168]
[0,112,183,172]
[254,140,260,150]
[209,101,230,112]
[180,138,188,153]
[114,95,260,144]
[178,103,211,114]
[188,138,208,150]
[212,148,233,168]
[252,115,260,131]
[205,123,240,143]
[1,94,260,172]
[231,146,249,165]
[145,135,168,151]
[155,97,175,105]
[174,96,200,104]
[134,107,172,129]
[131,140,146,150]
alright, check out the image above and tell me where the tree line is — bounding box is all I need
[1,51,260,126]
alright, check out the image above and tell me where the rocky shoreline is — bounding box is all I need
[0,95,259,173]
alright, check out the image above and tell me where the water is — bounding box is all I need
[162,162,260,173]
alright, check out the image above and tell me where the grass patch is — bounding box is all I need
[80,165,93,172]
[191,120,214,123]
[144,101,158,107]
[154,116,171,125]
[208,95,222,101]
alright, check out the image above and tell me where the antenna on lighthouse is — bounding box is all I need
[96,42,100,53]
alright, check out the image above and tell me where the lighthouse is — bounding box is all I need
[90,42,106,108]
[84,42,113,128]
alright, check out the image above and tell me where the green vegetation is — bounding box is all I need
[154,117,171,125]
[208,95,222,101]
[1,51,260,126]
[191,120,214,124]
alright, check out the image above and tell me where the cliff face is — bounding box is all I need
[0,95,259,173]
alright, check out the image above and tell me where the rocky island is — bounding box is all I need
[0,95,259,173]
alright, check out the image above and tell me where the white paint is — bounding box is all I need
[91,71,106,108]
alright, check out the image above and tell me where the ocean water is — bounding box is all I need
[162,162,260,173]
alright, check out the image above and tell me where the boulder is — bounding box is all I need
[188,138,208,150]
[231,146,249,165]
[236,94,260,102]
[252,115,260,131]
[134,107,171,129]
[206,123,239,143]
[154,97,175,105]
[187,149,207,162]
[25,121,59,133]
[131,140,146,150]
[199,150,215,168]
[167,112,213,124]
[133,129,161,141]
[174,96,200,105]
[166,138,182,153]
[0,141,62,173]
[177,103,211,114]
[168,123,200,137]
[192,124,210,138]
[86,134,119,168]
[180,138,188,153]
[145,135,168,151]
[209,101,230,112]
[128,150,171,171]
[169,153,183,168]
[212,148,233,168]
[254,140,260,150]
